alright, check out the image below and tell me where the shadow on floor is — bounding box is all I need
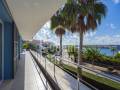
[0,53,25,90]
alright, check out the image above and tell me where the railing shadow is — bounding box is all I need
[30,51,61,90]
[31,55,51,90]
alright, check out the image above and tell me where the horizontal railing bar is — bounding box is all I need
[30,51,61,90]
[54,56,120,83]
[31,53,51,90]
[47,56,98,90]
[35,52,97,90]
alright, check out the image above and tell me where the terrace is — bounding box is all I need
[0,0,120,90]
[0,51,94,90]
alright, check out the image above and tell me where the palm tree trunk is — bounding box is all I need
[113,51,114,57]
[77,31,83,87]
[60,35,62,64]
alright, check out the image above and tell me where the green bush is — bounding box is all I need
[46,55,120,90]
[109,47,117,56]
[23,43,29,50]
[62,63,120,90]
[115,53,120,59]
[66,47,120,67]
[82,47,120,66]
[83,47,102,61]
[22,42,38,51]
[67,45,78,62]
[48,46,57,54]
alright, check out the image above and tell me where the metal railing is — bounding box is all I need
[31,50,98,90]
[55,56,120,83]
[49,56,98,90]
[31,52,52,90]
[30,51,61,90]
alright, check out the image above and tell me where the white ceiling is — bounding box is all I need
[6,0,66,40]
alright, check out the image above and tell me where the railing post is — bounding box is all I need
[37,51,38,61]
[45,56,46,70]
[77,64,80,90]
[46,78,48,90]
[54,56,55,77]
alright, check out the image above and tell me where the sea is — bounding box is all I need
[99,48,118,56]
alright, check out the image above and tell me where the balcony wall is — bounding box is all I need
[0,0,22,80]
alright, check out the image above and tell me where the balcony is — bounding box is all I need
[0,0,120,90]
[0,51,96,90]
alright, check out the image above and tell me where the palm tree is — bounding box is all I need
[84,47,102,66]
[61,0,107,82]
[67,45,78,62]
[55,25,65,59]
[110,47,117,56]
[51,11,66,64]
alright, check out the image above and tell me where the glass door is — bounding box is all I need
[0,22,2,81]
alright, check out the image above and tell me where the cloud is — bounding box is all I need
[106,23,116,29]
[34,21,120,45]
[110,23,116,29]
[84,35,120,45]
[112,0,120,4]
[113,35,120,38]
[85,32,96,38]
[34,27,120,45]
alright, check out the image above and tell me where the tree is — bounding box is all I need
[48,45,57,55]
[67,45,78,62]
[61,0,107,83]
[110,47,117,56]
[83,47,102,65]
[51,11,66,64]
[23,42,29,50]
[115,52,120,59]
[22,42,37,51]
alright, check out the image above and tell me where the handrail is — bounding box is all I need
[36,51,98,90]
[50,56,98,90]
[55,56,120,83]
[30,50,120,90]
[31,52,52,90]
[31,50,97,90]
[30,51,61,90]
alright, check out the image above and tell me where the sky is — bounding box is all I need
[33,0,120,45]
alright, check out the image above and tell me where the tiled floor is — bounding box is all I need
[0,51,51,90]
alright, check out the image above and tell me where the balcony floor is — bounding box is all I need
[0,51,51,90]
[0,51,92,90]
[31,51,91,90]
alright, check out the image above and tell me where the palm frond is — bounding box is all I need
[55,25,65,36]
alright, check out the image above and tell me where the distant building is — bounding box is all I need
[31,40,41,46]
